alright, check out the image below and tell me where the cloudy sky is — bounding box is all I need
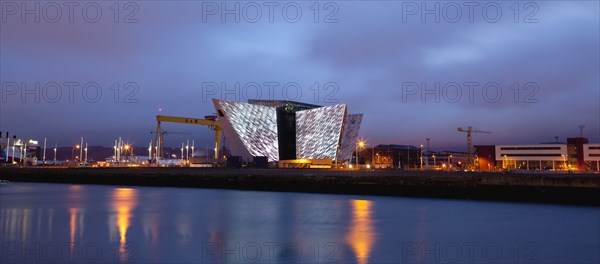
[1,1,598,151]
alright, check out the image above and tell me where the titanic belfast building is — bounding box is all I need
[213,99,363,163]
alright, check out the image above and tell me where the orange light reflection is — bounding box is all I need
[69,208,77,259]
[346,199,375,264]
[112,188,138,258]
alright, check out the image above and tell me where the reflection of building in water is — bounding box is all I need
[0,208,30,242]
[176,192,194,243]
[69,208,85,259]
[0,208,56,247]
[66,184,86,259]
[346,200,375,264]
[108,188,138,259]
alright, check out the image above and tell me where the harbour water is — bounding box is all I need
[1,182,598,263]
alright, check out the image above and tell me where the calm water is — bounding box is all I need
[0,182,598,264]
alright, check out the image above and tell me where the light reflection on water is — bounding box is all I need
[0,182,598,263]
[111,188,138,261]
[347,199,375,264]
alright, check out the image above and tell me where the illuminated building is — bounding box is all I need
[475,138,599,171]
[213,99,363,163]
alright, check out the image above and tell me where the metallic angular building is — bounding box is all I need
[337,114,364,162]
[213,99,363,162]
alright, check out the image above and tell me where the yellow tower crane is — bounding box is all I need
[152,115,222,162]
[457,126,491,165]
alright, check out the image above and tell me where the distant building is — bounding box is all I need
[363,145,421,169]
[583,144,600,171]
[495,144,568,170]
[475,137,599,171]
[213,99,363,164]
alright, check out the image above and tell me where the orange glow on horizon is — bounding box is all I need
[346,199,375,264]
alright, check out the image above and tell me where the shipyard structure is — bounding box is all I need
[213,99,363,167]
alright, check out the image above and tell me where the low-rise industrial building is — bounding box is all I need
[495,144,567,170]
[583,144,600,171]
[475,137,599,172]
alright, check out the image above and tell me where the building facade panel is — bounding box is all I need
[495,144,569,170]
[495,145,567,161]
[296,104,347,160]
[583,144,600,161]
[213,99,279,161]
[337,114,363,162]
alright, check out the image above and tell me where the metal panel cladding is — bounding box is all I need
[337,114,364,162]
[296,104,347,159]
[216,100,279,161]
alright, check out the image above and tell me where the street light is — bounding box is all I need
[11,145,15,163]
[356,140,365,168]
[186,144,190,162]
[124,144,130,162]
[53,144,57,162]
[72,144,80,163]
[432,155,436,167]
[419,144,424,169]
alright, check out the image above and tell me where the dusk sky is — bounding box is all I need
[1,1,598,151]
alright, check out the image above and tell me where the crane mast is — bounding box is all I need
[457,126,491,166]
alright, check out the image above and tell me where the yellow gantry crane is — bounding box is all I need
[457,126,491,164]
[152,115,222,161]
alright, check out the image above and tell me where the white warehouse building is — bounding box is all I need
[495,144,568,170]
[583,144,600,171]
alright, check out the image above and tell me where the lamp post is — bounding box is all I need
[419,144,424,169]
[148,141,152,161]
[79,137,83,164]
[84,143,88,164]
[23,143,27,166]
[356,140,365,169]
[5,137,9,162]
[371,147,374,169]
[12,143,15,163]
[72,144,80,163]
[186,140,190,161]
[43,137,47,163]
[432,155,436,167]
[124,144,130,162]
[54,144,57,162]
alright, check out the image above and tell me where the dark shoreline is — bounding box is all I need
[1,167,599,206]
